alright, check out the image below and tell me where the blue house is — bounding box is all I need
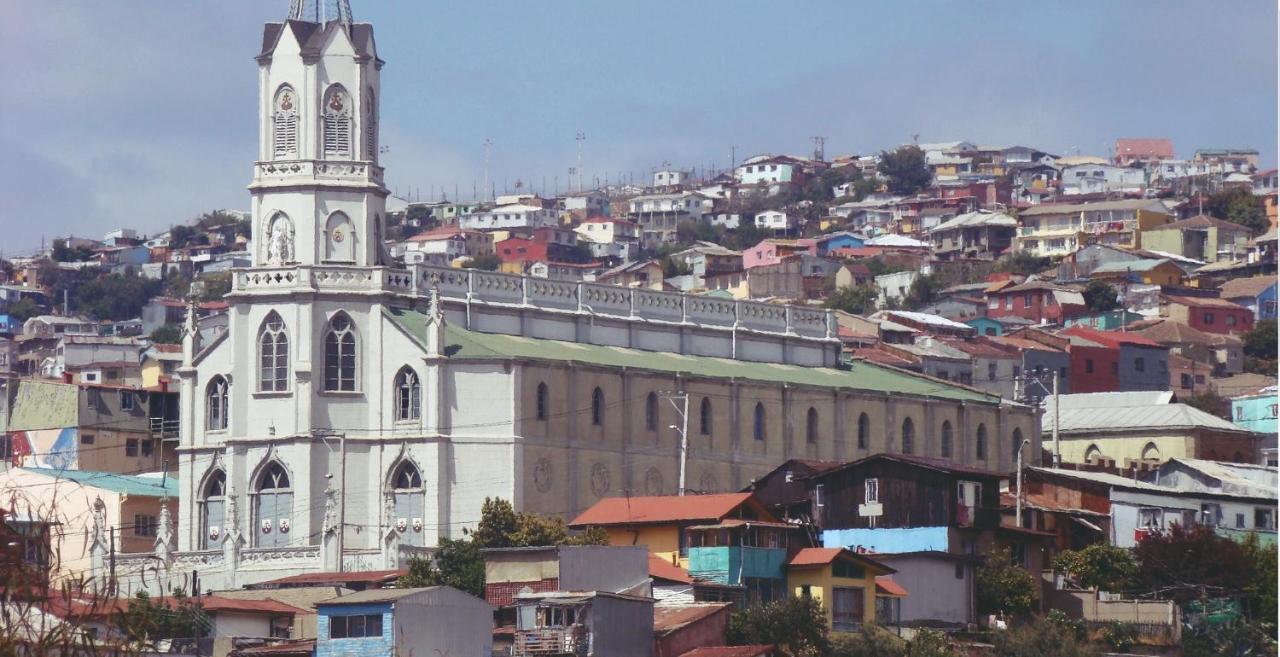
[1063,310,1145,331]
[965,317,1003,336]
[686,519,798,605]
[1231,386,1278,437]
[316,586,493,657]
[1220,275,1277,321]
[816,231,866,255]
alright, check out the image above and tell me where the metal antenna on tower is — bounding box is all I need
[811,136,827,162]
[575,132,587,192]
[482,138,493,202]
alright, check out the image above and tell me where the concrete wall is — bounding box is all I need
[873,553,974,626]
[587,595,654,657]
[395,589,494,657]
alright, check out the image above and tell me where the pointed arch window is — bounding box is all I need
[940,421,953,458]
[207,376,229,431]
[857,413,870,450]
[901,417,915,455]
[364,87,377,160]
[753,403,766,441]
[699,397,712,436]
[645,392,659,431]
[199,469,226,549]
[323,86,353,158]
[806,407,819,444]
[391,460,425,546]
[324,313,357,392]
[272,86,298,159]
[591,387,604,426]
[975,424,988,462]
[258,313,289,392]
[536,383,549,421]
[1085,444,1102,464]
[394,367,420,421]
[254,462,292,548]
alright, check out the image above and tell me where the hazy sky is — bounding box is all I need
[1,1,1275,255]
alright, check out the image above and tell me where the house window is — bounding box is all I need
[699,397,712,436]
[1236,513,1246,529]
[125,439,139,457]
[120,391,135,411]
[1138,508,1163,531]
[831,587,865,632]
[1226,315,1237,327]
[81,434,95,445]
[940,421,953,458]
[805,407,819,444]
[322,86,353,158]
[1135,357,1145,372]
[988,363,997,381]
[864,478,879,504]
[1024,293,1033,307]
[142,439,153,457]
[900,417,914,454]
[1085,359,1094,374]
[857,413,869,449]
[833,560,865,579]
[1203,312,1214,325]
[645,392,659,431]
[1256,508,1275,530]
[1111,362,1119,375]
[324,313,358,392]
[394,367,421,421]
[1181,373,1192,389]
[753,403,766,441]
[328,614,384,639]
[975,424,988,461]
[133,514,158,537]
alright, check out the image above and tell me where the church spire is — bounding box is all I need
[288,0,353,24]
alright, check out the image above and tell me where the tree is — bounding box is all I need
[995,252,1052,277]
[830,624,905,657]
[6,297,40,323]
[468,254,503,271]
[1132,524,1252,603]
[1051,543,1138,592]
[1239,533,1276,630]
[113,590,207,649]
[876,146,931,196]
[904,273,942,310]
[74,272,163,321]
[1081,280,1120,313]
[149,325,183,345]
[398,538,485,597]
[169,225,196,249]
[470,497,606,548]
[470,497,520,548]
[1242,319,1277,374]
[1205,188,1268,234]
[726,596,830,657]
[50,239,95,263]
[824,286,879,315]
[198,272,233,301]
[977,550,1038,617]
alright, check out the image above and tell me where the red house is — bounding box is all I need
[986,281,1087,325]
[1161,296,1255,335]
[1059,331,1119,393]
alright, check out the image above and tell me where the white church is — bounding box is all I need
[110,1,1039,594]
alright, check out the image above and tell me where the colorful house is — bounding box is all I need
[569,493,780,570]
[1231,386,1278,439]
[1089,258,1185,287]
[1218,275,1277,321]
[685,518,800,605]
[785,547,897,632]
[315,587,493,657]
[1161,296,1255,335]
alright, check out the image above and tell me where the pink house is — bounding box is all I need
[742,238,817,270]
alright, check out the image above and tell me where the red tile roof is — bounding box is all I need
[788,548,844,566]
[1114,138,1173,160]
[1164,295,1250,311]
[875,576,909,598]
[650,553,694,584]
[680,646,774,657]
[653,603,731,635]
[569,493,758,527]
[199,597,309,615]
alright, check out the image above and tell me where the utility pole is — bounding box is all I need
[659,390,690,495]
[109,526,117,596]
[482,138,493,202]
[1015,437,1030,528]
[1051,371,1061,467]
[313,429,348,571]
[575,132,586,193]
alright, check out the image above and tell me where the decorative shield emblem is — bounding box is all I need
[396,518,407,533]
[279,519,291,534]
[412,518,423,533]
[261,519,272,534]
[208,527,220,541]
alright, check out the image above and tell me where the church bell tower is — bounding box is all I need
[251,0,386,268]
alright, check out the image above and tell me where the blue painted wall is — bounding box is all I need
[1231,393,1278,435]
[966,317,1002,336]
[821,527,950,553]
[688,546,787,585]
[821,234,865,253]
[317,602,394,657]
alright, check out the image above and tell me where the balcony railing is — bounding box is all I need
[252,159,385,186]
[514,626,587,656]
[150,417,179,439]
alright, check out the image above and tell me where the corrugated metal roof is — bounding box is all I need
[1053,392,1174,409]
[21,468,177,498]
[388,309,1000,405]
[929,211,1016,233]
[1020,198,1168,216]
[1092,259,1172,274]
[1044,401,1252,435]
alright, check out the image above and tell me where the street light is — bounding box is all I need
[1015,438,1032,528]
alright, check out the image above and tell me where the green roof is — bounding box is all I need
[389,308,999,405]
[22,468,177,498]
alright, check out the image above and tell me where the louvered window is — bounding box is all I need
[323,87,352,158]
[365,88,377,160]
[273,87,298,159]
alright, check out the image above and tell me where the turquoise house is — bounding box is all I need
[1063,310,1144,331]
[1231,386,1278,436]
[686,520,795,605]
[966,317,1003,336]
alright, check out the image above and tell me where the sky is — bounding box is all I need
[0,1,1276,255]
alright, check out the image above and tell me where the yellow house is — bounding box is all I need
[1089,258,1186,288]
[569,493,777,569]
[140,343,183,388]
[786,547,898,632]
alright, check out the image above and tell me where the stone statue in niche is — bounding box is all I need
[266,214,294,264]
